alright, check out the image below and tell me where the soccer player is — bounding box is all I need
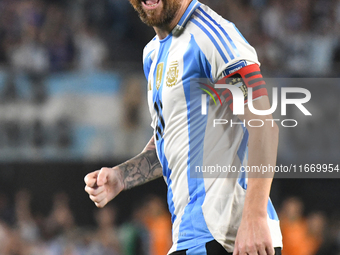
[84,0,282,254]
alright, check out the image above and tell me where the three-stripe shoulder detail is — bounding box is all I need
[189,7,241,64]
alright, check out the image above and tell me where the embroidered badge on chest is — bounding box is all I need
[156,62,164,90]
[166,61,179,87]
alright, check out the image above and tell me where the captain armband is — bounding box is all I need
[216,64,268,111]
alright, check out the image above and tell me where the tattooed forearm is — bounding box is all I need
[118,149,162,190]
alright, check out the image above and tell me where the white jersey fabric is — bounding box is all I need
[142,1,282,253]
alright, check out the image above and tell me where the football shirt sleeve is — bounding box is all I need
[200,18,267,110]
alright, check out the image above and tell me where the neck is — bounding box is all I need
[154,0,192,40]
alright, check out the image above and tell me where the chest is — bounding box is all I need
[146,36,204,120]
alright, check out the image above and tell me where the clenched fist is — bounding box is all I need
[84,167,125,208]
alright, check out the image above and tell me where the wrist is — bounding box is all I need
[242,207,267,220]
[114,166,126,191]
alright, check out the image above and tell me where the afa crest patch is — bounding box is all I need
[166,61,179,87]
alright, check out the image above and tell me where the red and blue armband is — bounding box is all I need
[216,64,267,111]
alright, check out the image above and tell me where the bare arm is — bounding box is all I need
[234,96,279,255]
[241,96,278,217]
[120,136,163,189]
[84,136,163,207]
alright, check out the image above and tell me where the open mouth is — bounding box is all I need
[142,0,161,10]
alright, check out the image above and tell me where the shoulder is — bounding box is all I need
[143,36,158,64]
[143,36,159,79]
[187,4,256,59]
[184,4,259,81]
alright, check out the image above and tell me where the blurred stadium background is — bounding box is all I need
[0,0,339,254]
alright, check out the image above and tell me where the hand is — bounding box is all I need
[233,215,274,255]
[84,167,125,208]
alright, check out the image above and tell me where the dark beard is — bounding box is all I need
[129,0,182,27]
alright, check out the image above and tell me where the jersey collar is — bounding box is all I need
[172,0,201,36]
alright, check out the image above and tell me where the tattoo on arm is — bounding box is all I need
[118,149,162,190]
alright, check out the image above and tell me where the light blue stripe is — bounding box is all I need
[267,199,279,221]
[198,7,241,57]
[177,35,214,249]
[152,36,177,223]
[238,171,247,190]
[237,126,249,163]
[200,50,213,80]
[143,49,154,79]
[237,126,249,189]
[194,12,235,60]
[190,18,229,64]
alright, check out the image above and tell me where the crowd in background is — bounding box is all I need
[0,191,172,255]
[279,197,340,255]
[0,190,339,255]
[0,0,340,75]
[0,0,340,254]
[0,0,151,74]
[0,0,339,159]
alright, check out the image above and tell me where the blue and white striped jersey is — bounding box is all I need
[143,0,282,253]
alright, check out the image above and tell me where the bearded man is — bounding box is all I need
[85,1,283,254]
